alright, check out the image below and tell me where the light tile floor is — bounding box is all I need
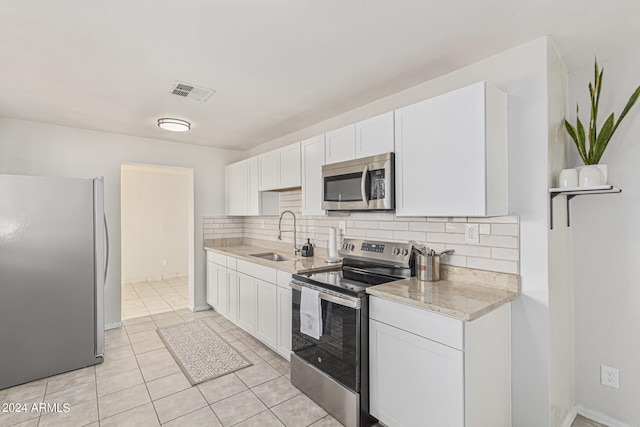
[121,277,189,320]
[0,309,341,427]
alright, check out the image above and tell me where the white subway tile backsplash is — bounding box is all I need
[478,235,518,249]
[467,257,518,274]
[366,229,394,239]
[444,244,492,258]
[426,232,466,244]
[409,222,445,232]
[378,221,409,231]
[491,247,519,261]
[445,223,466,233]
[490,223,519,236]
[203,190,520,274]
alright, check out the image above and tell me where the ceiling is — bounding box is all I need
[1,1,639,151]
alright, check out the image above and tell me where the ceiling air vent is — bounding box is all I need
[168,81,215,102]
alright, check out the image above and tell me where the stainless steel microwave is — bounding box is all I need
[322,152,394,211]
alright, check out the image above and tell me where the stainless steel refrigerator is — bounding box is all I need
[0,174,108,390]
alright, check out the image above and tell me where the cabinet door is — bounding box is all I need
[216,264,227,316]
[301,135,326,216]
[247,156,260,215]
[255,279,277,349]
[370,319,464,427]
[237,273,256,334]
[259,150,279,191]
[325,124,356,164]
[278,142,301,188]
[276,286,292,360]
[227,270,238,322]
[355,112,394,158]
[206,261,218,308]
[396,82,507,216]
[225,160,249,216]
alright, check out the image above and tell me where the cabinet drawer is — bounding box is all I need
[226,256,237,270]
[276,270,293,289]
[237,259,277,283]
[206,250,227,265]
[370,296,463,350]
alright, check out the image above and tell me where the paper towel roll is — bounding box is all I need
[328,228,337,259]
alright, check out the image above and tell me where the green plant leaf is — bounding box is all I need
[564,119,588,164]
[576,116,588,163]
[612,84,640,134]
[592,113,614,164]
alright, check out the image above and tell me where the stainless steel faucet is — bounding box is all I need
[278,210,300,255]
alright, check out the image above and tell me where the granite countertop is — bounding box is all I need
[204,239,341,275]
[366,265,519,321]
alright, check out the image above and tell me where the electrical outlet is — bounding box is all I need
[162,259,168,266]
[465,224,480,244]
[601,364,619,389]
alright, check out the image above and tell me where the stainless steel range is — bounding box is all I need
[290,238,413,427]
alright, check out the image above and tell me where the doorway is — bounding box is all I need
[120,163,194,320]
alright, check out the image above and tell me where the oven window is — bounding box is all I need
[291,289,359,393]
[324,173,363,202]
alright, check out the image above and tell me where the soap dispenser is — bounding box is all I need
[301,239,314,257]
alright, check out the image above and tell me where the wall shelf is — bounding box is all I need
[549,185,621,229]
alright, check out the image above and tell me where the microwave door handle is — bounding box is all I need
[361,165,369,207]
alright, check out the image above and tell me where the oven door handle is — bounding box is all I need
[290,281,361,309]
[361,165,369,207]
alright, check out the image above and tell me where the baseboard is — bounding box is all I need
[560,406,578,427]
[189,304,212,312]
[577,405,633,427]
[105,321,123,330]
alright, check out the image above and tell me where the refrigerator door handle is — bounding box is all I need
[94,177,105,358]
[104,213,110,284]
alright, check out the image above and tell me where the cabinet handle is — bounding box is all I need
[361,165,369,207]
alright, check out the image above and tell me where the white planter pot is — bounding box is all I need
[576,165,604,187]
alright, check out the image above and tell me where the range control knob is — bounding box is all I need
[392,247,400,256]
[342,243,348,249]
[347,243,355,251]
[401,248,409,256]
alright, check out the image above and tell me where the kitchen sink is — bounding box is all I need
[250,252,289,262]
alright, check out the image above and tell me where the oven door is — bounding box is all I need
[290,281,362,393]
[322,153,394,211]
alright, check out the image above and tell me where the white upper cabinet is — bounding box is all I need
[259,142,301,191]
[355,112,394,158]
[325,113,394,165]
[224,160,248,216]
[225,156,278,216]
[394,81,507,217]
[258,150,279,191]
[325,124,356,164]
[301,134,326,216]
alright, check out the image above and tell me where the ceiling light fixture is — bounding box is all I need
[157,118,191,132]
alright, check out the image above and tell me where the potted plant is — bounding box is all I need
[564,57,640,186]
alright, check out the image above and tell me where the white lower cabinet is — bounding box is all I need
[369,296,511,427]
[206,251,294,360]
[237,272,256,334]
[226,269,238,322]
[276,287,292,359]
[206,260,226,313]
[256,279,277,349]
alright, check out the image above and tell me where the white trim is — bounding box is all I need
[560,406,577,427]
[577,405,633,427]
[190,304,212,312]
[105,322,123,330]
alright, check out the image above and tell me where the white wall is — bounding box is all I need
[121,164,189,283]
[246,37,555,426]
[0,118,241,326]
[570,50,640,426]
[547,44,575,426]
